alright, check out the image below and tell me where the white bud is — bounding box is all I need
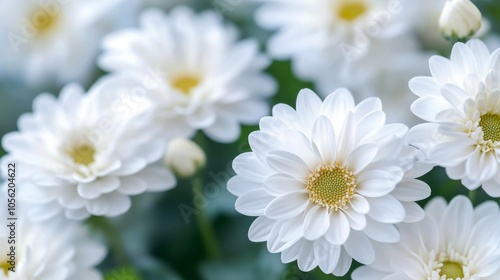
[164,138,206,178]
[439,0,482,41]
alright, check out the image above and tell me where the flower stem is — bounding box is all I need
[192,174,220,260]
[87,216,131,266]
[468,189,477,204]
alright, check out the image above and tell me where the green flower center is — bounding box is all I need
[171,74,201,95]
[337,1,367,22]
[1,259,10,276]
[306,163,356,211]
[479,113,500,142]
[439,261,464,279]
[70,143,96,166]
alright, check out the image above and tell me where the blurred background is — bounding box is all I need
[2,0,500,279]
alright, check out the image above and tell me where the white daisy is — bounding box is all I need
[98,7,276,143]
[255,0,428,124]
[408,39,500,196]
[352,195,500,280]
[0,0,138,87]
[228,88,430,275]
[0,205,106,280]
[1,83,176,221]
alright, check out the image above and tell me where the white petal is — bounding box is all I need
[235,189,274,216]
[362,217,400,243]
[346,144,378,174]
[350,194,370,214]
[312,116,336,163]
[343,230,374,265]
[232,152,271,182]
[227,175,259,196]
[324,211,350,245]
[332,247,352,276]
[357,168,403,197]
[314,241,341,274]
[265,192,309,219]
[266,150,310,179]
[303,205,330,240]
[248,216,276,242]
[367,195,405,223]
[264,173,306,195]
[117,176,147,195]
[391,179,431,201]
[77,177,120,199]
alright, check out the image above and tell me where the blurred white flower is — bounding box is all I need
[228,88,430,275]
[0,0,139,87]
[408,39,500,197]
[352,196,500,280]
[98,7,276,143]
[255,0,428,124]
[164,137,206,178]
[439,0,482,41]
[1,83,176,221]
[0,206,106,280]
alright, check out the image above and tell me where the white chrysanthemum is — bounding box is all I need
[255,0,427,124]
[0,206,106,280]
[408,39,500,196]
[0,0,139,86]
[98,7,276,143]
[228,88,430,275]
[1,83,176,221]
[352,196,500,280]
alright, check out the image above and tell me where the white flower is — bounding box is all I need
[98,7,276,143]
[408,39,500,196]
[1,83,176,221]
[164,137,206,178]
[439,0,482,41]
[0,206,106,280]
[352,195,500,280]
[255,0,428,124]
[228,88,430,275]
[0,0,139,86]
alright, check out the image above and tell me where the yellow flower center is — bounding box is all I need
[1,260,9,276]
[30,9,59,36]
[439,261,464,279]
[336,1,368,22]
[171,74,201,95]
[70,143,96,166]
[306,163,356,211]
[479,113,500,142]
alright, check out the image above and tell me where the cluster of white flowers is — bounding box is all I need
[1,4,274,279]
[1,0,499,279]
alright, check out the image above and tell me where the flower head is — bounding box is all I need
[255,0,427,124]
[0,0,138,86]
[353,196,500,279]
[228,88,430,275]
[0,205,106,280]
[439,0,482,41]
[1,83,176,220]
[409,39,500,196]
[98,7,276,143]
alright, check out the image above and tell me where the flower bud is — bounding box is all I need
[439,0,482,41]
[164,138,206,178]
